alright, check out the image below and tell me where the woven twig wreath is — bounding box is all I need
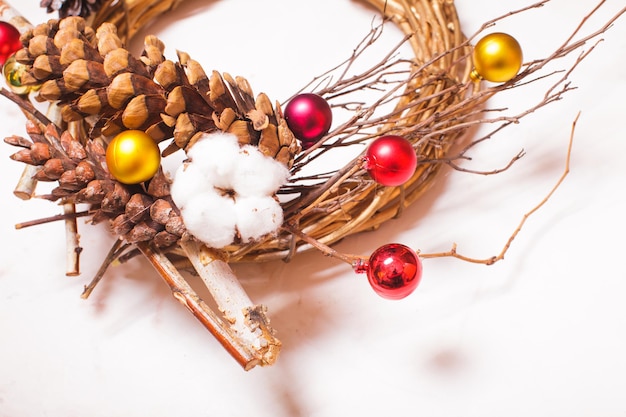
[88,0,474,263]
[2,0,623,369]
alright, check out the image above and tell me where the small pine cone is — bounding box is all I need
[4,119,188,249]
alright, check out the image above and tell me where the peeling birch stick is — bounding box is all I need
[136,241,272,370]
[2,3,36,200]
[13,165,39,200]
[0,1,33,32]
[63,120,85,276]
[63,203,81,276]
[179,239,281,367]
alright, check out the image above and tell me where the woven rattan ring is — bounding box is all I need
[84,0,474,262]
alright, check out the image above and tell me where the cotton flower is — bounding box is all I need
[171,132,290,248]
[234,196,284,242]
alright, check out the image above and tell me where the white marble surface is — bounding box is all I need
[1,0,625,416]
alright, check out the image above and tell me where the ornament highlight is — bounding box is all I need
[0,21,22,67]
[364,135,417,186]
[284,93,332,146]
[2,55,31,95]
[105,130,161,184]
[471,32,523,83]
[365,243,422,300]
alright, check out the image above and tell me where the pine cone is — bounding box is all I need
[9,15,301,251]
[16,16,300,166]
[4,120,185,249]
[41,0,106,19]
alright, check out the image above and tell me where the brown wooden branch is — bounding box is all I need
[136,241,261,370]
[420,112,578,264]
[81,237,129,298]
[0,88,51,127]
[284,112,577,269]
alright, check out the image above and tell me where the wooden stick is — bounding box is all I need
[420,113,578,264]
[14,210,91,229]
[12,165,39,200]
[135,241,270,371]
[81,238,127,298]
[179,239,281,367]
[63,203,81,276]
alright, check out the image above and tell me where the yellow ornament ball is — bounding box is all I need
[106,130,161,184]
[3,55,33,95]
[472,32,523,83]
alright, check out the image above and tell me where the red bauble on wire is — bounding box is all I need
[284,93,332,148]
[0,21,22,67]
[364,135,417,186]
[358,243,422,300]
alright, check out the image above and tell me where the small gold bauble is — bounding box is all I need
[3,55,32,95]
[106,130,161,184]
[471,32,523,83]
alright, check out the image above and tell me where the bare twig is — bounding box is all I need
[14,210,91,229]
[63,203,82,276]
[136,241,278,371]
[81,238,129,298]
[420,112,578,264]
[179,239,281,368]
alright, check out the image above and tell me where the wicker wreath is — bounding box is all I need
[1,0,621,370]
[87,0,474,263]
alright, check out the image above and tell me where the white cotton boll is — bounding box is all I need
[181,192,237,248]
[170,162,210,209]
[235,196,283,242]
[232,145,290,197]
[171,131,288,248]
[187,132,241,188]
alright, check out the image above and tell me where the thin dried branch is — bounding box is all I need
[81,237,129,298]
[420,112,578,264]
[288,113,577,268]
[136,241,274,371]
[63,203,82,276]
[14,210,91,229]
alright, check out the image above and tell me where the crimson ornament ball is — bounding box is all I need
[0,21,22,67]
[364,135,417,186]
[284,93,332,147]
[366,243,422,300]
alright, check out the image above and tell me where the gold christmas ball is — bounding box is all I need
[106,130,161,184]
[3,55,32,95]
[472,32,523,83]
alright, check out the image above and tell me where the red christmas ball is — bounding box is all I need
[366,243,422,300]
[284,93,332,144]
[364,135,417,186]
[0,21,22,67]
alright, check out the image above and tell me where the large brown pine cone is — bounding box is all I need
[6,15,302,250]
[15,16,299,165]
